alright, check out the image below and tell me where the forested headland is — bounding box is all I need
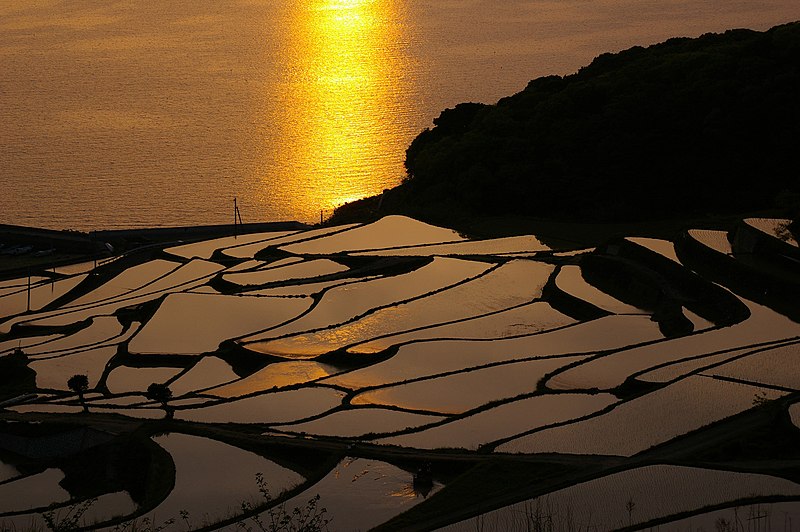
[334,21,800,228]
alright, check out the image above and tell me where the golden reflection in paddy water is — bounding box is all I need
[266,0,412,218]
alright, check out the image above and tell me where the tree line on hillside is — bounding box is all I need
[392,22,800,223]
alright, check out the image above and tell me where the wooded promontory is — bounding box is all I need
[338,22,800,225]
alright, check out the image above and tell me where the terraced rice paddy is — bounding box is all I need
[1,215,800,530]
[687,228,733,255]
[442,465,800,531]
[275,457,443,531]
[148,433,304,525]
[744,218,798,247]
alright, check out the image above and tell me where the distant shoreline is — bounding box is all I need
[0,220,308,277]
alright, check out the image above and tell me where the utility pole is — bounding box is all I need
[26,269,31,312]
[234,197,243,238]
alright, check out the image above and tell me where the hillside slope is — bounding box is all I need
[340,22,800,225]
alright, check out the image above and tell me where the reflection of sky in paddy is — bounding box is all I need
[150,433,303,525]
[325,314,662,389]
[688,228,734,255]
[351,235,551,257]
[249,260,547,357]
[207,360,339,398]
[221,258,348,287]
[4,215,800,529]
[25,316,123,356]
[279,216,464,255]
[352,356,588,414]
[278,407,444,438]
[128,292,312,355]
[276,457,442,531]
[350,301,575,354]
[499,376,786,456]
[442,465,800,531]
[31,345,117,390]
[0,468,68,513]
[555,264,644,314]
[174,387,344,424]
[551,298,800,391]
[169,356,240,396]
[66,259,179,307]
[15,260,223,329]
[242,257,491,349]
[164,231,297,260]
[221,225,358,259]
[704,341,800,390]
[0,274,87,323]
[379,393,617,450]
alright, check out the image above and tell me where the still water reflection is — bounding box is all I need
[270,0,413,217]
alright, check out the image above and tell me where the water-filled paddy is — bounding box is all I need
[665,501,800,532]
[2,215,799,530]
[150,433,304,526]
[0,333,62,355]
[279,216,464,255]
[106,366,183,395]
[687,228,733,255]
[168,356,240,396]
[499,376,785,456]
[278,408,445,438]
[635,345,763,384]
[66,259,180,307]
[744,218,798,247]
[174,387,345,425]
[13,260,224,328]
[351,356,588,414]
[3,491,138,530]
[246,275,383,297]
[275,457,442,531]
[379,393,617,451]
[555,265,644,314]
[350,234,550,257]
[0,468,69,513]
[626,237,681,263]
[349,301,575,354]
[325,314,661,389]
[548,298,800,391]
[206,360,339,398]
[23,316,124,356]
[164,231,298,260]
[30,345,117,390]
[242,257,492,351]
[0,274,87,323]
[442,465,800,531]
[253,260,552,357]
[220,225,358,259]
[704,342,800,390]
[0,460,19,483]
[221,258,349,287]
[128,293,312,355]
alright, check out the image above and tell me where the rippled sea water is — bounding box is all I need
[1,0,799,229]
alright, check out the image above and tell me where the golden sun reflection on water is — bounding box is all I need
[269,0,411,217]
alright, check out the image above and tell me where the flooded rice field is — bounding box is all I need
[1,215,800,530]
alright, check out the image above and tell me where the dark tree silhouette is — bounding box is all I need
[67,374,90,413]
[146,383,173,419]
[395,22,800,223]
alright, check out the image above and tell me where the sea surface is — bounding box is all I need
[1,0,799,230]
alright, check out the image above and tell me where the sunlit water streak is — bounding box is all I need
[1,1,799,229]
